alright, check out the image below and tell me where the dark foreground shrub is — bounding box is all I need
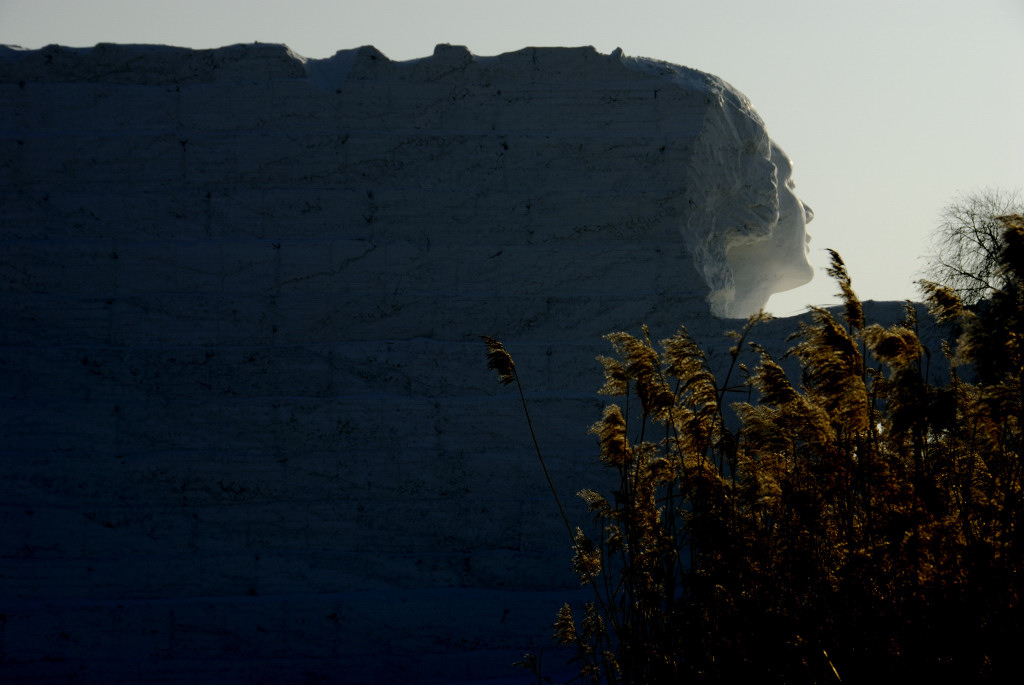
[486,217,1024,684]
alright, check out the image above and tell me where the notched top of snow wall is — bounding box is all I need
[0,41,307,83]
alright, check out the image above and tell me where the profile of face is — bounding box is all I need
[678,74,817,319]
[724,142,815,315]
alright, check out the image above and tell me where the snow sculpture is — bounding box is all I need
[0,41,817,683]
[1,41,813,319]
[639,55,816,317]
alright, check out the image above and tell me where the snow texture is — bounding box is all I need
[0,42,905,683]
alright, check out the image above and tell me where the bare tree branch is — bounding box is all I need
[921,189,1024,304]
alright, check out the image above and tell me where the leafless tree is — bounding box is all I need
[922,188,1023,304]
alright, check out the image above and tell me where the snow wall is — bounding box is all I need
[0,42,918,683]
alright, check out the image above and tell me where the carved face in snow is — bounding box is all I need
[770,144,815,283]
[723,142,815,316]
[679,79,816,319]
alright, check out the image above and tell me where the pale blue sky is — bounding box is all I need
[3,0,1022,314]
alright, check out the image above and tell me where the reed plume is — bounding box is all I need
[487,233,1024,683]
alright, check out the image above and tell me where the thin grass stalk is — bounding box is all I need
[515,371,625,679]
[483,337,621,678]
[510,367,575,548]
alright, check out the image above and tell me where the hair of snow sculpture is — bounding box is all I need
[626,56,817,318]
[478,47,815,319]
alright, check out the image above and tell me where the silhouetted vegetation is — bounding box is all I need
[922,188,1023,305]
[487,214,1024,684]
